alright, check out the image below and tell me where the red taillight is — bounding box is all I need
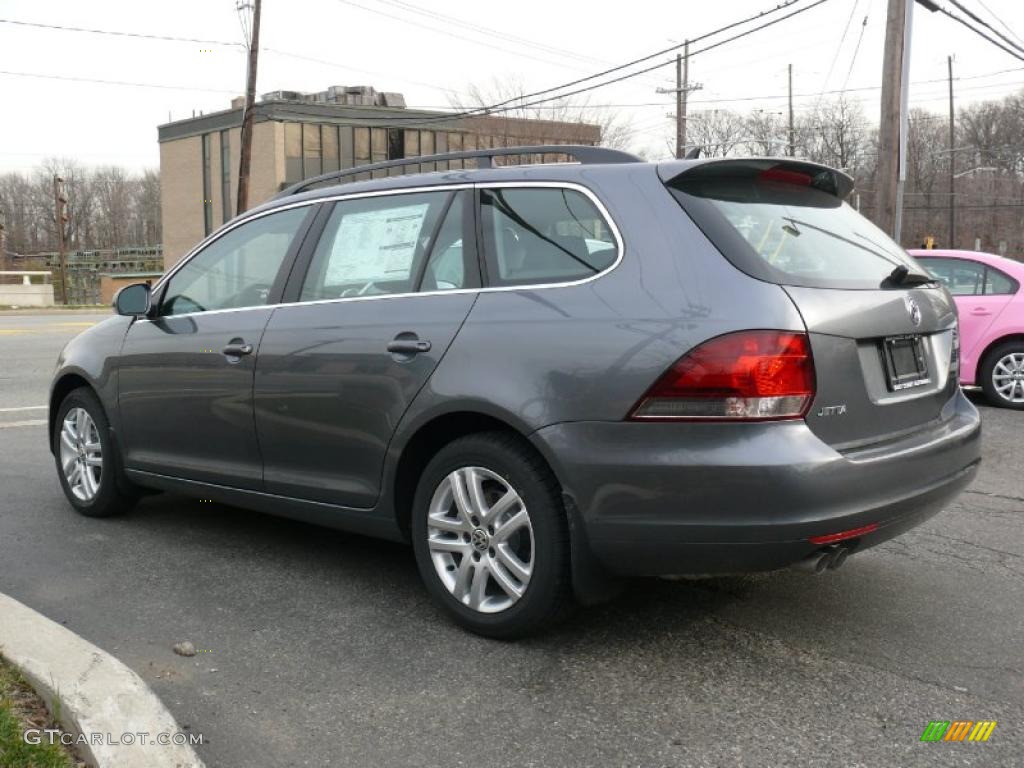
[808,523,879,545]
[629,330,815,421]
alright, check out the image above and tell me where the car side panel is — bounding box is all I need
[394,165,806,433]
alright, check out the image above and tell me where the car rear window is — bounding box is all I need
[667,172,924,290]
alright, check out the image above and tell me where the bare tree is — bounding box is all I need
[687,110,747,157]
[0,160,160,255]
[452,77,637,152]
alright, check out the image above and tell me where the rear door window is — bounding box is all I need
[916,257,985,295]
[917,257,1018,296]
[479,187,617,287]
[667,171,926,290]
[300,191,450,301]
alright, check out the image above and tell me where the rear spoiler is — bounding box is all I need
[657,158,855,200]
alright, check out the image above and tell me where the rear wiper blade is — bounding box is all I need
[886,264,936,287]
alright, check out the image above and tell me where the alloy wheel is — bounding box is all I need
[992,352,1024,404]
[426,466,533,614]
[59,407,103,502]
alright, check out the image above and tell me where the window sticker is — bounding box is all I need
[326,203,429,283]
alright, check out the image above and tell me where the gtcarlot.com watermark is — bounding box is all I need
[24,729,203,747]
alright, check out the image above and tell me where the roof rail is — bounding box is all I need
[275,144,642,198]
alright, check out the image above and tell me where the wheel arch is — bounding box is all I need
[391,410,531,541]
[49,371,95,452]
[978,333,1024,375]
[388,407,622,605]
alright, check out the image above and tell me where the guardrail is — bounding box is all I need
[0,271,55,306]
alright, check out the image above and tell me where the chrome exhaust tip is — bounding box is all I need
[791,548,835,575]
[827,547,850,570]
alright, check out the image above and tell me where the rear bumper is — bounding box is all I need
[532,391,981,576]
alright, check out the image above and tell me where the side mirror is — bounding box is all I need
[114,283,152,317]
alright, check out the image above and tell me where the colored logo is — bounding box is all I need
[920,720,997,742]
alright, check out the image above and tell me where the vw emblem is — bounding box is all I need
[471,529,489,552]
[905,297,922,327]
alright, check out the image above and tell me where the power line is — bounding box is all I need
[0,17,242,46]
[841,14,870,93]
[1,61,1016,113]
[1,0,826,123]
[351,0,835,124]
[932,3,1024,63]
[976,0,1024,47]
[945,0,1024,56]
[0,15,462,98]
[0,69,239,94]
[360,0,612,68]
[813,0,860,105]
[333,0,657,78]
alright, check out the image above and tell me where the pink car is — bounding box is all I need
[909,249,1024,409]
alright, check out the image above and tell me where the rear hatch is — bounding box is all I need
[661,158,959,450]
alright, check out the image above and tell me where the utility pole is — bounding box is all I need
[0,207,6,270]
[787,64,795,157]
[675,53,684,158]
[52,176,69,305]
[657,40,701,158]
[947,54,956,248]
[236,0,262,215]
[877,0,913,242]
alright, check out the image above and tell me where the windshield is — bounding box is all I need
[667,176,926,289]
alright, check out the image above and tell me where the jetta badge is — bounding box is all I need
[905,296,922,327]
[817,404,847,417]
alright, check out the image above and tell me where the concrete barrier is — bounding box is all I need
[0,271,55,307]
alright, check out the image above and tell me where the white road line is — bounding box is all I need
[0,419,46,428]
[0,405,47,412]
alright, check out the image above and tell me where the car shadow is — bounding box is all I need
[128,491,803,646]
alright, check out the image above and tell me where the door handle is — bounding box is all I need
[970,308,992,316]
[222,342,254,357]
[387,339,432,354]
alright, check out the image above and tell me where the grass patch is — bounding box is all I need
[0,659,78,768]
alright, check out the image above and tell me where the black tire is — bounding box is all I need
[979,341,1024,410]
[411,431,571,639]
[53,387,138,517]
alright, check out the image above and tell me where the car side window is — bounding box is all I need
[160,207,309,316]
[300,192,451,301]
[480,187,617,287]
[419,193,470,292]
[984,267,1017,295]
[918,258,985,296]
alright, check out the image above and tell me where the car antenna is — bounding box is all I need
[684,146,702,159]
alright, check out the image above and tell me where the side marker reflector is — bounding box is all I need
[808,522,879,546]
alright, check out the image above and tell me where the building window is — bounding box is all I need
[434,132,448,171]
[403,130,420,173]
[353,127,371,179]
[201,133,213,236]
[370,127,387,177]
[303,124,322,179]
[419,131,435,172]
[323,126,339,173]
[340,126,354,169]
[448,132,463,169]
[285,123,302,183]
[220,130,232,223]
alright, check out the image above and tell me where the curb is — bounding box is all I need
[0,592,204,768]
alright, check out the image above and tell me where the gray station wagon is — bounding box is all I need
[50,145,982,637]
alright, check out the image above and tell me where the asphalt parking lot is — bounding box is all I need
[0,311,1021,767]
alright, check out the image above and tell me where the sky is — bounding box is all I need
[1,0,1023,173]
